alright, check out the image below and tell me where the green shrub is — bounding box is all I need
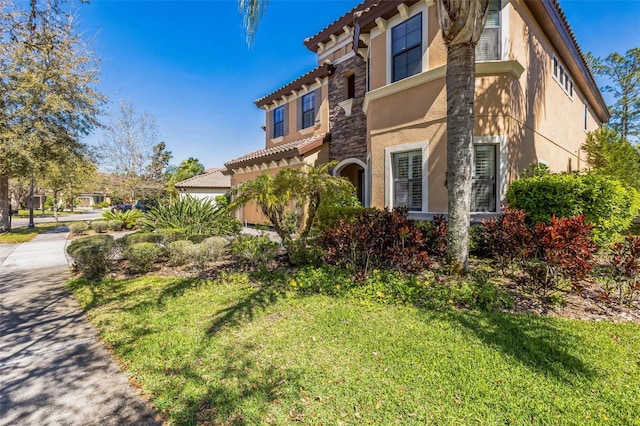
[102,209,143,229]
[230,234,279,270]
[94,201,110,208]
[144,196,241,237]
[121,232,163,246]
[124,242,163,273]
[187,237,227,270]
[154,228,186,245]
[188,234,208,244]
[69,222,88,236]
[66,235,115,279]
[44,195,53,210]
[202,236,227,260]
[91,220,108,233]
[108,220,125,231]
[506,172,584,225]
[580,173,640,244]
[507,171,640,244]
[167,240,194,266]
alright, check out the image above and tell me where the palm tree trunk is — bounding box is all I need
[446,42,476,272]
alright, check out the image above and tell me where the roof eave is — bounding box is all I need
[254,62,335,108]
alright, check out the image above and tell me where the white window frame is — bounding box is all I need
[552,54,574,99]
[385,141,428,212]
[475,0,502,62]
[472,136,507,214]
[384,2,429,85]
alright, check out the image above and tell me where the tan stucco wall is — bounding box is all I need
[364,0,604,214]
[263,84,330,149]
[229,145,329,225]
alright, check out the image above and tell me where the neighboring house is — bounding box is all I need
[77,193,110,207]
[225,0,608,225]
[174,168,231,202]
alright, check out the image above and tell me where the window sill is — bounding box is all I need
[270,136,284,143]
[298,126,315,136]
[338,98,354,116]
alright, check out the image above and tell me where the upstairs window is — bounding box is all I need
[301,92,315,129]
[345,73,356,99]
[552,55,574,98]
[392,13,422,82]
[393,150,422,211]
[476,0,501,61]
[273,106,284,138]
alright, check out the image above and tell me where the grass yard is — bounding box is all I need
[0,223,64,243]
[68,274,640,425]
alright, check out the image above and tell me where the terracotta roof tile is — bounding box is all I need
[225,133,330,169]
[254,62,335,107]
[174,168,231,189]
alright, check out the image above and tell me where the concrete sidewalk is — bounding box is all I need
[0,228,162,425]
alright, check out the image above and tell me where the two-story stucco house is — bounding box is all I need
[225,0,609,225]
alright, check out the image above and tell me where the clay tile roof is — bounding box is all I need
[174,168,231,189]
[254,62,335,108]
[225,133,330,169]
[303,0,419,51]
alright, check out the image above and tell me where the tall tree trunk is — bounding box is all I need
[0,175,10,231]
[436,0,489,273]
[446,42,476,271]
[53,189,59,223]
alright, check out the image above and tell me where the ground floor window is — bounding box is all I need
[471,144,497,212]
[393,150,422,211]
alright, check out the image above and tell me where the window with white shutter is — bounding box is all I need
[471,144,497,212]
[476,0,500,61]
[393,151,422,211]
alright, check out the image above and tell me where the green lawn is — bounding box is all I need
[0,223,64,243]
[68,274,640,425]
[13,209,78,218]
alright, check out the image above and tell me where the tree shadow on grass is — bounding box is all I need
[167,341,301,425]
[446,310,597,381]
[207,285,283,335]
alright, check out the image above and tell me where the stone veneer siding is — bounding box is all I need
[328,55,368,164]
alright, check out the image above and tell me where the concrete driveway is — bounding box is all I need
[0,228,162,425]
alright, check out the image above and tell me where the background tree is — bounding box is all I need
[99,100,169,200]
[587,48,640,143]
[583,126,640,191]
[0,0,103,231]
[39,152,97,221]
[167,157,205,196]
[435,0,490,272]
[143,141,172,198]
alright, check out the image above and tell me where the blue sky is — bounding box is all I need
[78,0,640,169]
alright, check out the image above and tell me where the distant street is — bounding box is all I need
[10,210,104,229]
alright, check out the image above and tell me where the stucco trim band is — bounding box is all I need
[363,60,525,114]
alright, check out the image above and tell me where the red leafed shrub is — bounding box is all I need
[417,214,448,257]
[481,206,533,271]
[606,235,640,304]
[322,208,428,275]
[529,215,598,291]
